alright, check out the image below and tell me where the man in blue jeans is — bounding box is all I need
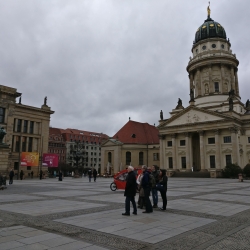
[151,165,159,208]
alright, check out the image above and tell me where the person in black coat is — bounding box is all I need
[58,171,63,181]
[122,166,137,216]
[157,169,168,211]
[93,169,97,182]
[9,169,14,184]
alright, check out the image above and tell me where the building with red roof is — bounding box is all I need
[101,120,160,175]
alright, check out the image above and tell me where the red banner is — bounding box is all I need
[42,153,58,167]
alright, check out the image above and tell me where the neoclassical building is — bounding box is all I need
[158,8,250,177]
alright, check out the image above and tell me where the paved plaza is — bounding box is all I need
[0,177,250,249]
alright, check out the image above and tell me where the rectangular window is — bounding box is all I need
[22,137,27,152]
[181,157,186,169]
[15,136,20,152]
[168,157,173,169]
[210,155,216,168]
[224,136,231,143]
[214,82,219,92]
[27,166,31,170]
[23,120,28,133]
[248,137,250,143]
[28,137,33,152]
[167,141,172,147]
[17,119,22,132]
[208,138,215,144]
[0,107,5,123]
[153,153,159,161]
[180,140,186,146]
[14,162,19,170]
[226,155,232,165]
[29,121,34,134]
[139,152,143,165]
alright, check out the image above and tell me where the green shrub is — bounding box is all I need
[243,164,250,177]
[222,164,242,178]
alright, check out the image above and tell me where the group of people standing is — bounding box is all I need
[123,165,168,216]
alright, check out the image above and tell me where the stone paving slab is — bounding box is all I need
[167,199,250,216]
[223,189,250,196]
[32,190,100,197]
[194,193,250,204]
[55,208,216,244]
[0,199,106,216]
[0,226,109,250]
[0,194,44,203]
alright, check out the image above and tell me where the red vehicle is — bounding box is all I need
[110,168,142,191]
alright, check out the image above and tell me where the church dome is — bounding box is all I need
[194,17,227,44]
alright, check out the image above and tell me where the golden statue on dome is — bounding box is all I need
[207,1,211,17]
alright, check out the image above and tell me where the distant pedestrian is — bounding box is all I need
[141,165,153,213]
[58,171,63,181]
[93,169,97,182]
[88,170,92,182]
[157,169,168,211]
[9,169,14,184]
[39,170,43,180]
[20,170,24,180]
[122,166,137,216]
[31,171,33,179]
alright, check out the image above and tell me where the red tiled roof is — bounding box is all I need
[112,120,159,144]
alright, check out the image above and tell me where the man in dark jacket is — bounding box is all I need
[9,169,14,184]
[93,169,97,182]
[141,165,153,213]
[122,166,137,216]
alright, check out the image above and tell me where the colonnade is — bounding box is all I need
[160,127,240,170]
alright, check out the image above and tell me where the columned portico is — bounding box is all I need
[185,132,191,170]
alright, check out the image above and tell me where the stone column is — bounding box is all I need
[221,64,226,93]
[230,66,236,90]
[171,134,177,169]
[184,133,191,170]
[159,134,166,169]
[189,73,193,90]
[199,131,205,170]
[197,69,201,96]
[209,65,213,93]
[230,127,239,165]
[235,69,239,96]
[214,129,221,169]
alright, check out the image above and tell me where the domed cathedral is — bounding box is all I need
[158,5,250,178]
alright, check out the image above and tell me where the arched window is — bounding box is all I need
[139,152,144,165]
[126,152,131,165]
[108,152,112,163]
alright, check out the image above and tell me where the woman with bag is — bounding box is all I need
[157,169,168,211]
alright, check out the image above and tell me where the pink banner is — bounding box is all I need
[42,153,58,167]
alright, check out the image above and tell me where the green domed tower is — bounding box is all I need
[186,5,243,114]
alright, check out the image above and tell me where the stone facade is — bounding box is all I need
[158,13,250,177]
[0,85,54,177]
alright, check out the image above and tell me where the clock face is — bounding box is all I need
[202,45,207,50]
[212,44,216,48]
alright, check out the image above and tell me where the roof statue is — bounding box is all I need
[160,110,163,120]
[44,96,47,105]
[246,99,250,109]
[207,2,211,17]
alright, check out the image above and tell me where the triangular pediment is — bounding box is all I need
[207,149,216,154]
[158,107,230,128]
[222,148,232,153]
[101,139,123,147]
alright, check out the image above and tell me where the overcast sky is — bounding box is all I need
[1,0,250,136]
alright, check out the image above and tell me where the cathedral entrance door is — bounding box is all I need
[192,133,201,171]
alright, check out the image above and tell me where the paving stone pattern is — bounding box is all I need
[0,177,250,249]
